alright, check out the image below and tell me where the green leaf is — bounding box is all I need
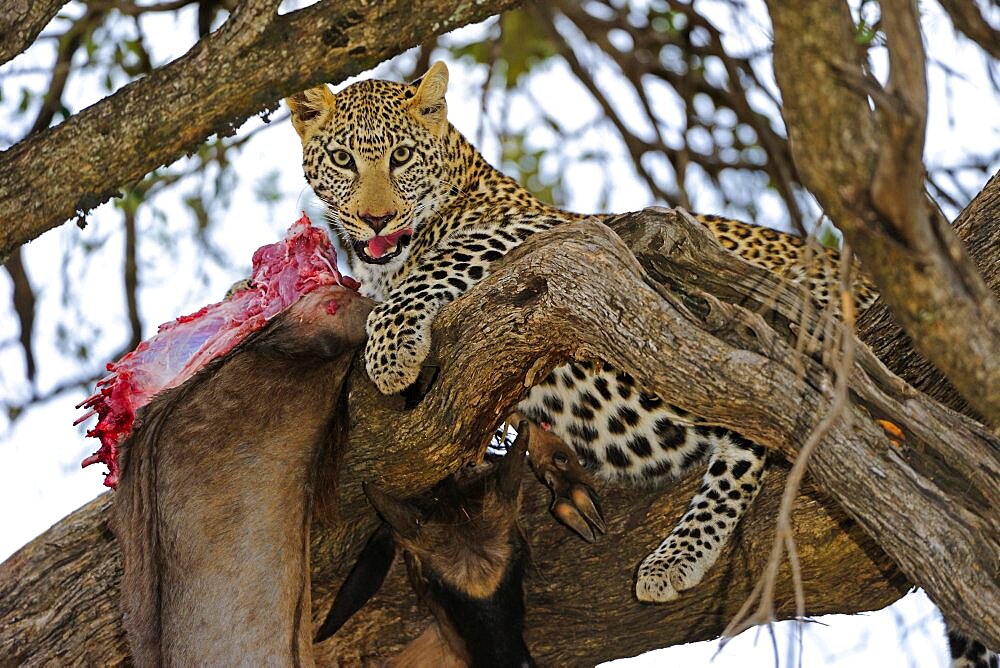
[254,170,284,205]
[854,23,878,46]
[17,88,32,113]
[817,225,842,250]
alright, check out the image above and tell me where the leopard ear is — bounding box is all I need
[285,85,336,142]
[408,61,449,136]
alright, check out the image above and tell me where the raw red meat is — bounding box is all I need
[75,213,359,488]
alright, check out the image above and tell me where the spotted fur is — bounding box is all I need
[285,63,876,609]
[949,631,999,668]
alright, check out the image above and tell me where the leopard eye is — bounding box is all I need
[390,145,413,168]
[329,149,355,169]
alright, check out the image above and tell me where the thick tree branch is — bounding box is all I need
[953,170,1000,295]
[767,0,1000,427]
[0,0,68,68]
[0,0,523,262]
[858,169,1000,418]
[0,466,906,664]
[1,207,997,662]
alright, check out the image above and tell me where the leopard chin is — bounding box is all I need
[352,233,412,265]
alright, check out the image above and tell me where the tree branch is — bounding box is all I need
[122,205,142,350]
[858,169,1000,419]
[936,0,1000,60]
[0,0,524,262]
[0,0,68,68]
[872,0,927,234]
[551,0,805,230]
[2,248,36,383]
[766,0,1000,427]
[0,465,907,664]
[1,207,997,662]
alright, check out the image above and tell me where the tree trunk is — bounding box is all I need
[2,203,997,663]
[857,170,1000,419]
[767,0,1000,427]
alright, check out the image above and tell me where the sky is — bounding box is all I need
[1,1,997,665]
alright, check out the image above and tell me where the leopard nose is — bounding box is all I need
[359,210,397,233]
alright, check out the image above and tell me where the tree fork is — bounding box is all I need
[767,0,1000,427]
[857,169,1000,419]
[1,208,997,662]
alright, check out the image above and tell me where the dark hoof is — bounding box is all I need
[569,483,606,535]
[518,416,607,543]
[552,498,596,542]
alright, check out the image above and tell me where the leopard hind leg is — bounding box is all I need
[635,431,767,603]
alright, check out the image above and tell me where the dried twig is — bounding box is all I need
[721,245,858,641]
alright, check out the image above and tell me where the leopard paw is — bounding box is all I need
[635,547,709,603]
[364,307,432,395]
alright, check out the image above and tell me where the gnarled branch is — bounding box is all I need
[1,206,997,663]
[858,169,1000,419]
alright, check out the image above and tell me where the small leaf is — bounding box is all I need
[17,88,32,113]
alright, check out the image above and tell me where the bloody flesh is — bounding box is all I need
[75,213,359,487]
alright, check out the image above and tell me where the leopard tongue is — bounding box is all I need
[367,228,413,259]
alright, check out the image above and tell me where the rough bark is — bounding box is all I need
[768,0,1000,427]
[0,0,523,262]
[857,169,1000,418]
[0,0,67,68]
[1,207,998,663]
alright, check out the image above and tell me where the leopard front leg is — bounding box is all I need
[365,294,439,394]
[364,229,505,394]
[635,433,768,602]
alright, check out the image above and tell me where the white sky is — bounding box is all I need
[1,1,996,665]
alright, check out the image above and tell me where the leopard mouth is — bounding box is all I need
[353,228,413,265]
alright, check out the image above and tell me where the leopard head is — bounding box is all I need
[286,62,453,265]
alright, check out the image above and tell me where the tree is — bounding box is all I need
[1,0,998,664]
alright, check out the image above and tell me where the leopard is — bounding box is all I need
[285,62,992,664]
